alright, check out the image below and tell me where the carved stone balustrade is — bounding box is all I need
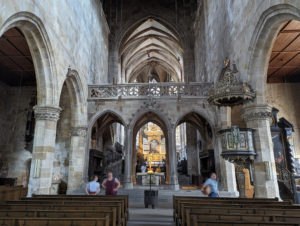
[88,82,213,100]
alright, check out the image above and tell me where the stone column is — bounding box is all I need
[214,107,238,195]
[67,126,87,194]
[186,124,200,176]
[27,106,61,196]
[168,129,179,190]
[123,128,133,189]
[242,104,280,198]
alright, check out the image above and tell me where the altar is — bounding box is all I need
[136,172,165,186]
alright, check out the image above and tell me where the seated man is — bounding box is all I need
[86,175,100,195]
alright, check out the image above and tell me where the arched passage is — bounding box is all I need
[175,112,214,188]
[247,4,300,102]
[241,4,300,198]
[0,12,57,106]
[131,112,170,184]
[0,27,37,187]
[263,18,300,200]
[87,111,126,185]
[53,69,87,194]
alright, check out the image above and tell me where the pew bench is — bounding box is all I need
[0,216,110,226]
[0,209,117,226]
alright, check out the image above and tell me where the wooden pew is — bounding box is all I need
[191,218,300,226]
[179,202,300,226]
[31,194,129,210]
[0,216,110,226]
[173,196,284,221]
[28,194,129,219]
[188,212,300,226]
[6,200,125,218]
[0,186,27,202]
[0,209,117,226]
[0,202,124,226]
[173,196,299,226]
[175,199,292,225]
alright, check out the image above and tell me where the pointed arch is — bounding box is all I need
[247,4,300,103]
[0,11,57,106]
[62,68,88,128]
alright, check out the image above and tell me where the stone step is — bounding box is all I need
[128,221,174,226]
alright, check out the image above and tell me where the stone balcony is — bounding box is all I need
[88,82,214,101]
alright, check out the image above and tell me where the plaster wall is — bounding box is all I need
[267,83,300,159]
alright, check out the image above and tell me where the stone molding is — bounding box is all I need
[33,105,62,121]
[71,126,88,137]
[242,104,272,122]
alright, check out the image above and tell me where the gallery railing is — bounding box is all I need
[88,82,213,100]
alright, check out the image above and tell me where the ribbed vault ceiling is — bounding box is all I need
[119,18,183,83]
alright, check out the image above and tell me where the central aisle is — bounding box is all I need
[117,188,237,226]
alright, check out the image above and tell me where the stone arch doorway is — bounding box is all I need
[134,122,168,186]
[264,18,300,200]
[0,18,52,189]
[242,4,300,198]
[131,112,171,186]
[87,111,126,186]
[53,69,87,194]
[175,112,213,188]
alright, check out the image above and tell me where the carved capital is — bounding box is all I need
[71,126,88,137]
[242,104,272,123]
[33,105,62,122]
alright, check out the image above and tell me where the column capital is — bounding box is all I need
[33,105,62,122]
[242,104,272,123]
[71,126,88,137]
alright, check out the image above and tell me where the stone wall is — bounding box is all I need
[267,83,300,158]
[0,81,35,186]
[194,0,300,84]
[0,0,109,104]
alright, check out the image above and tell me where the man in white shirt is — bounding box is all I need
[86,175,100,195]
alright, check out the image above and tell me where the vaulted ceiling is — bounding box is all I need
[0,28,35,86]
[267,20,300,83]
[119,18,184,83]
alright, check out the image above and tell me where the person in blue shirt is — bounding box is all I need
[201,172,219,197]
[86,175,100,195]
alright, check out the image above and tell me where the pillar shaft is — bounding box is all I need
[214,107,238,194]
[67,127,87,194]
[168,129,179,190]
[123,129,133,189]
[27,106,61,196]
[242,104,280,198]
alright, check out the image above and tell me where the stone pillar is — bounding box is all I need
[242,104,280,198]
[168,129,179,190]
[27,106,61,196]
[186,124,200,176]
[214,107,238,195]
[123,128,133,189]
[67,126,87,194]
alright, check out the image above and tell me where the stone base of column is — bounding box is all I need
[168,183,180,191]
[123,182,133,189]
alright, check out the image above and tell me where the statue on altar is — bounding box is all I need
[147,154,154,173]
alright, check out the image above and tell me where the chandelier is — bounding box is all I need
[207,58,256,106]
